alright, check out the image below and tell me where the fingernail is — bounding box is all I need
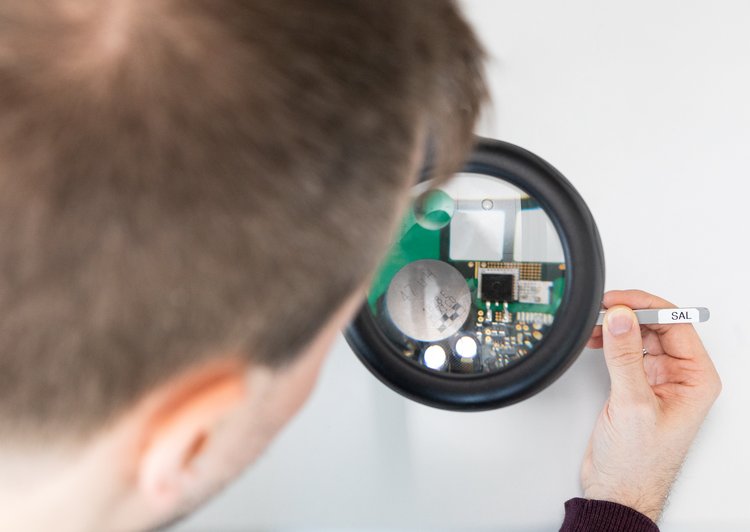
[607,308,634,336]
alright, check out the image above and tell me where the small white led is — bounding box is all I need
[423,344,447,370]
[455,335,478,358]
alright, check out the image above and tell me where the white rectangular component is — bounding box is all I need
[518,280,553,305]
[449,208,505,261]
[513,208,564,263]
[657,308,700,324]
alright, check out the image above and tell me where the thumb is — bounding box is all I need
[602,306,651,401]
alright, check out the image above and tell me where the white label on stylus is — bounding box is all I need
[658,308,699,324]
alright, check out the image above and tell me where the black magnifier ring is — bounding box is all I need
[344,137,605,411]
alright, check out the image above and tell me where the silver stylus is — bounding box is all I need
[595,307,710,326]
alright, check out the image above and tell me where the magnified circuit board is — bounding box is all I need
[367,181,566,375]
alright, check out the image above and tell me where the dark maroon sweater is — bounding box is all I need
[560,498,660,531]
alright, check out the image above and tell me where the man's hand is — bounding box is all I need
[581,290,721,522]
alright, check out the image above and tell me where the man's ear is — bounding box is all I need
[134,359,247,513]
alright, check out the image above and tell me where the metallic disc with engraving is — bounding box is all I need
[385,259,471,342]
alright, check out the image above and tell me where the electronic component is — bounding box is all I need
[385,259,471,342]
[472,309,555,371]
[478,268,519,302]
[370,173,567,377]
[383,256,563,374]
[481,273,515,301]
[423,344,448,370]
[518,280,553,305]
[454,335,478,358]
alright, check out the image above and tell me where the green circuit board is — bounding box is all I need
[367,189,566,374]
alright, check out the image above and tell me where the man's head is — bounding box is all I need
[0,1,485,529]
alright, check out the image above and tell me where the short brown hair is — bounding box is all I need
[0,0,486,440]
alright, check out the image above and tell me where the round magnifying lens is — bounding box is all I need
[345,138,604,410]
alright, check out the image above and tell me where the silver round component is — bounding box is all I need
[385,259,471,342]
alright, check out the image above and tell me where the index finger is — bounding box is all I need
[603,289,709,362]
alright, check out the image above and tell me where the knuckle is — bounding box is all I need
[691,371,722,406]
[710,373,723,400]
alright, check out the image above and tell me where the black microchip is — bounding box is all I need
[481,273,515,302]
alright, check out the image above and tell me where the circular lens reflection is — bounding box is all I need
[455,335,478,358]
[414,189,455,230]
[423,344,448,370]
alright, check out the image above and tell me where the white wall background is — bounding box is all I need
[174,1,750,530]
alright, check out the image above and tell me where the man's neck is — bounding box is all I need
[0,443,124,532]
